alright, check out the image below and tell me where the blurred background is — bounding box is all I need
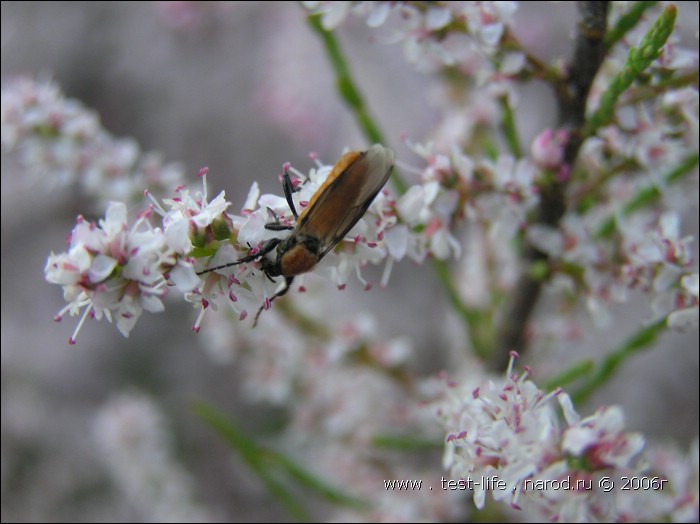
[1,2,698,522]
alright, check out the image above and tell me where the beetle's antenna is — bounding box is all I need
[196,238,281,276]
[196,259,245,276]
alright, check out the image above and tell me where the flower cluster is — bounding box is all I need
[525,83,699,330]
[93,391,214,522]
[302,1,520,71]
[432,354,698,521]
[201,306,468,522]
[4,1,697,522]
[45,202,178,342]
[1,77,184,205]
[42,142,469,340]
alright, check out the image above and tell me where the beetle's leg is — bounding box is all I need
[282,169,299,220]
[264,223,294,231]
[264,207,294,231]
[253,276,293,326]
[197,238,281,275]
[263,167,300,232]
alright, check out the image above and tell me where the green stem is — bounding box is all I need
[307,9,493,357]
[604,1,659,50]
[491,1,611,371]
[193,402,310,520]
[266,452,367,509]
[622,71,700,104]
[433,259,493,360]
[306,13,408,195]
[572,319,667,404]
[501,29,562,83]
[542,359,596,392]
[595,154,699,238]
[585,5,677,136]
[193,402,365,518]
[499,96,522,158]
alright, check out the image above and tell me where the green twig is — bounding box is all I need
[595,153,699,238]
[622,71,700,104]
[306,13,407,195]
[571,319,667,404]
[501,29,562,83]
[433,259,494,360]
[266,452,367,509]
[307,10,494,357]
[604,1,659,50]
[542,359,596,393]
[193,402,310,520]
[193,402,365,519]
[586,5,677,135]
[491,1,611,371]
[499,96,522,158]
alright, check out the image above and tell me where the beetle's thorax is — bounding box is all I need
[276,234,322,277]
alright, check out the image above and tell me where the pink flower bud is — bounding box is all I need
[531,128,569,170]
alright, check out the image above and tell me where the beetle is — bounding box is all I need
[200,144,395,324]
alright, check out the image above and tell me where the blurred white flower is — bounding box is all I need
[1,77,185,204]
[93,392,214,522]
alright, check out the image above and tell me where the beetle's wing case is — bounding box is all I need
[295,144,394,258]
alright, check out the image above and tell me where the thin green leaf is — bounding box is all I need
[572,319,666,404]
[306,13,408,195]
[193,402,366,515]
[586,5,677,135]
[193,402,312,521]
[605,1,659,50]
[595,154,699,239]
[499,96,522,158]
[267,453,367,509]
[433,258,495,360]
[542,360,595,393]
